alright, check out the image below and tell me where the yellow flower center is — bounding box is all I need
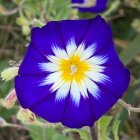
[59,54,91,83]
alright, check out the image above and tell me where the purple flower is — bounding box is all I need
[15,16,130,128]
[72,0,108,13]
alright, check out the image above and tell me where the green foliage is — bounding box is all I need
[28,125,73,140]
[112,119,120,140]
[120,34,140,65]
[96,116,121,140]
[63,127,90,140]
[119,79,140,129]
[97,116,113,140]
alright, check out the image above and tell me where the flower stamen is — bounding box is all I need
[70,65,77,75]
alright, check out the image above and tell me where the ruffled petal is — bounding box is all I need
[15,75,52,108]
[87,41,124,67]
[58,19,89,47]
[62,96,93,128]
[89,88,118,121]
[83,16,112,54]
[31,16,112,58]
[29,93,67,123]
[98,67,130,98]
[19,44,48,75]
[31,22,64,56]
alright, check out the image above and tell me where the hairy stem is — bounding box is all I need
[118,99,140,113]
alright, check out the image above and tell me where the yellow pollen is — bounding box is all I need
[59,54,91,83]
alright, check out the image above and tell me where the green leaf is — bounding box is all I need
[51,0,71,20]
[112,119,120,140]
[119,34,140,65]
[16,16,30,26]
[52,133,72,140]
[63,128,90,140]
[97,116,113,140]
[27,125,73,140]
[0,5,8,15]
[22,25,30,35]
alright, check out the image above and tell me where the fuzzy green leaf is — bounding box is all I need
[97,116,113,140]
[119,34,140,65]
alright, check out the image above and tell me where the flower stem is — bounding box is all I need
[118,99,140,113]
[90,126,98,140]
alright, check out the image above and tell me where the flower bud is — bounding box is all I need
[3,89,17,109]
[17,108,36,123]
[1,67,19,81]
[32,18,43,28]
[131,19,140,32]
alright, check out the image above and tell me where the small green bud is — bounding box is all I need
[17,108,36,123]
[32,19,43,28]
[1,67,19,81]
